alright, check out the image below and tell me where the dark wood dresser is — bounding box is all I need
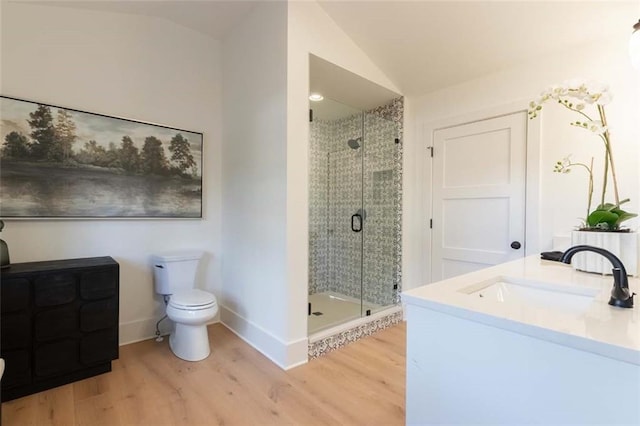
[1,257,119,402]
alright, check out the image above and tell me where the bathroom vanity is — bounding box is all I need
[0,257,119,401]
[403,256,640,425]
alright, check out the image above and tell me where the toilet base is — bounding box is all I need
[169,323,211,361]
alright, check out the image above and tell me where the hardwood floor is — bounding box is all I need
[2,323,406,425]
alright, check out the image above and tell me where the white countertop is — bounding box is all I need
[402,255,640,365]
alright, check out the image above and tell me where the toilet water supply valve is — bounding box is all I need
[155,295,170,342]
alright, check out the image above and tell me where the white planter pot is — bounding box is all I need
[570,230,638,276]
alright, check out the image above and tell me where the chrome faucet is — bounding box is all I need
[560,245,635,309]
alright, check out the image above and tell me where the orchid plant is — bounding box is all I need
[529,80,636,231]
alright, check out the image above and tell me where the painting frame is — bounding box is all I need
[0,95,203,219]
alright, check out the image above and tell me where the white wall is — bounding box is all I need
[401,96,421,291]
[220,2,294,367]
[0,2,222,344]
[412,32,640,285]
[0,2,3,96]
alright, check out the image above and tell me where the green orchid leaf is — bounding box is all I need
[586,203,637,229]
[594,203,617,212]
[587,210,619,228]
[610,207,627,216]
[614,211,638,226]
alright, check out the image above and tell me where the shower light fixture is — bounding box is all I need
[631,19,640,70]
[309,93,324,101]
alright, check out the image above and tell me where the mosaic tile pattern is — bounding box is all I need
[328,144,362,299]
[368,98,404,305]
[309,97,403,307]
[363,112,399,306]
[308,310,403,359]
[309,120,331,295]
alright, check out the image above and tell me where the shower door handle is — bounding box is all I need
[351,214,363,232]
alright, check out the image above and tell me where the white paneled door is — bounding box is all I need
[431,112,527,281]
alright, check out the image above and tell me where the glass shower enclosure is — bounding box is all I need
[308,97,401,334]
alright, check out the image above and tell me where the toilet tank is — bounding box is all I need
[152,250,203,295]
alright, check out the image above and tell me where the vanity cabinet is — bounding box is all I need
[403,256,640,425]
[1,257,119,402]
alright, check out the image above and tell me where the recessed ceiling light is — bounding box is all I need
[309,93,324,101]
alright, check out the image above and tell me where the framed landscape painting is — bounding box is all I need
[0,96,203,218]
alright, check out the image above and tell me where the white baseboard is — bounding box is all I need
[119,314,220,346]
[220,305,308,370]
[119,317,162,345]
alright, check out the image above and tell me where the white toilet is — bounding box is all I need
[152,251,218,361]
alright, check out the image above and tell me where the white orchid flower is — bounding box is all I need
[570,121,607,134]
[564,79,585,90]
[546,85,564,99]
[530,80,625,225]
[587,121,607,134]
[596,91,613,105]
[585,80,609,96]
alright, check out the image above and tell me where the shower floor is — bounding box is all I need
[308,291,382,334]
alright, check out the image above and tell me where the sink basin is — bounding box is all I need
[460,276,600,315]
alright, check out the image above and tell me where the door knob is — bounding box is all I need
[511,241,522,250]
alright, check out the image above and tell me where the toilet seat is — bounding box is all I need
[169,289,217,311]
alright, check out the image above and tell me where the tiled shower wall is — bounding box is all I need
[309,97,403,307]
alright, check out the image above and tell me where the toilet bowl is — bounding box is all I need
[166,289,217,361]
[152,252,218,362]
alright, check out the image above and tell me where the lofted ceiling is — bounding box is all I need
[21,0,259,41]
[19,0,640,97]
[317,1,638,95]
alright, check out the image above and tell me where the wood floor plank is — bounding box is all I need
[2,322,406,426]
[291,346,405,424]
[3,383,76,426]
[211,332,344,425]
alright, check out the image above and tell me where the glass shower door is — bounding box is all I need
[327,121,363,320]
[361,113,400,315]
[308,97,366,334]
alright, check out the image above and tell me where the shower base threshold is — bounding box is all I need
[308,305,403,359]
[307,291,383,335]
